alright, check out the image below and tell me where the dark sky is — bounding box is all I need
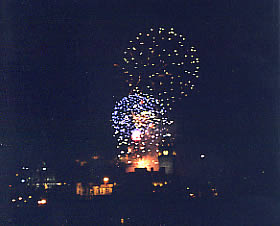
[1,0,279,176]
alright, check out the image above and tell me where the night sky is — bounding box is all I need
[1,1,279,177]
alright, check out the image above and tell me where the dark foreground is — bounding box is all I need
[3,195,280,226]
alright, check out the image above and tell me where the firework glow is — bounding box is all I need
[112,26,198,172]
[115,27,200,110]
[112,92,173,171]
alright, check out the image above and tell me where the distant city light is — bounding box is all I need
[38,199,47,205]
[200,154,205,159]
[153,182,163,187]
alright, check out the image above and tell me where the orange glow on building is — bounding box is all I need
[91,184,113,196]
[136,159,148,168]
[76,182,84,196]
[125,154,159,172]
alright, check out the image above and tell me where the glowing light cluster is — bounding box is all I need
[112,92,171,153]
[115,27,200,110]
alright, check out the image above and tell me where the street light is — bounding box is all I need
[103,177,109,185]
